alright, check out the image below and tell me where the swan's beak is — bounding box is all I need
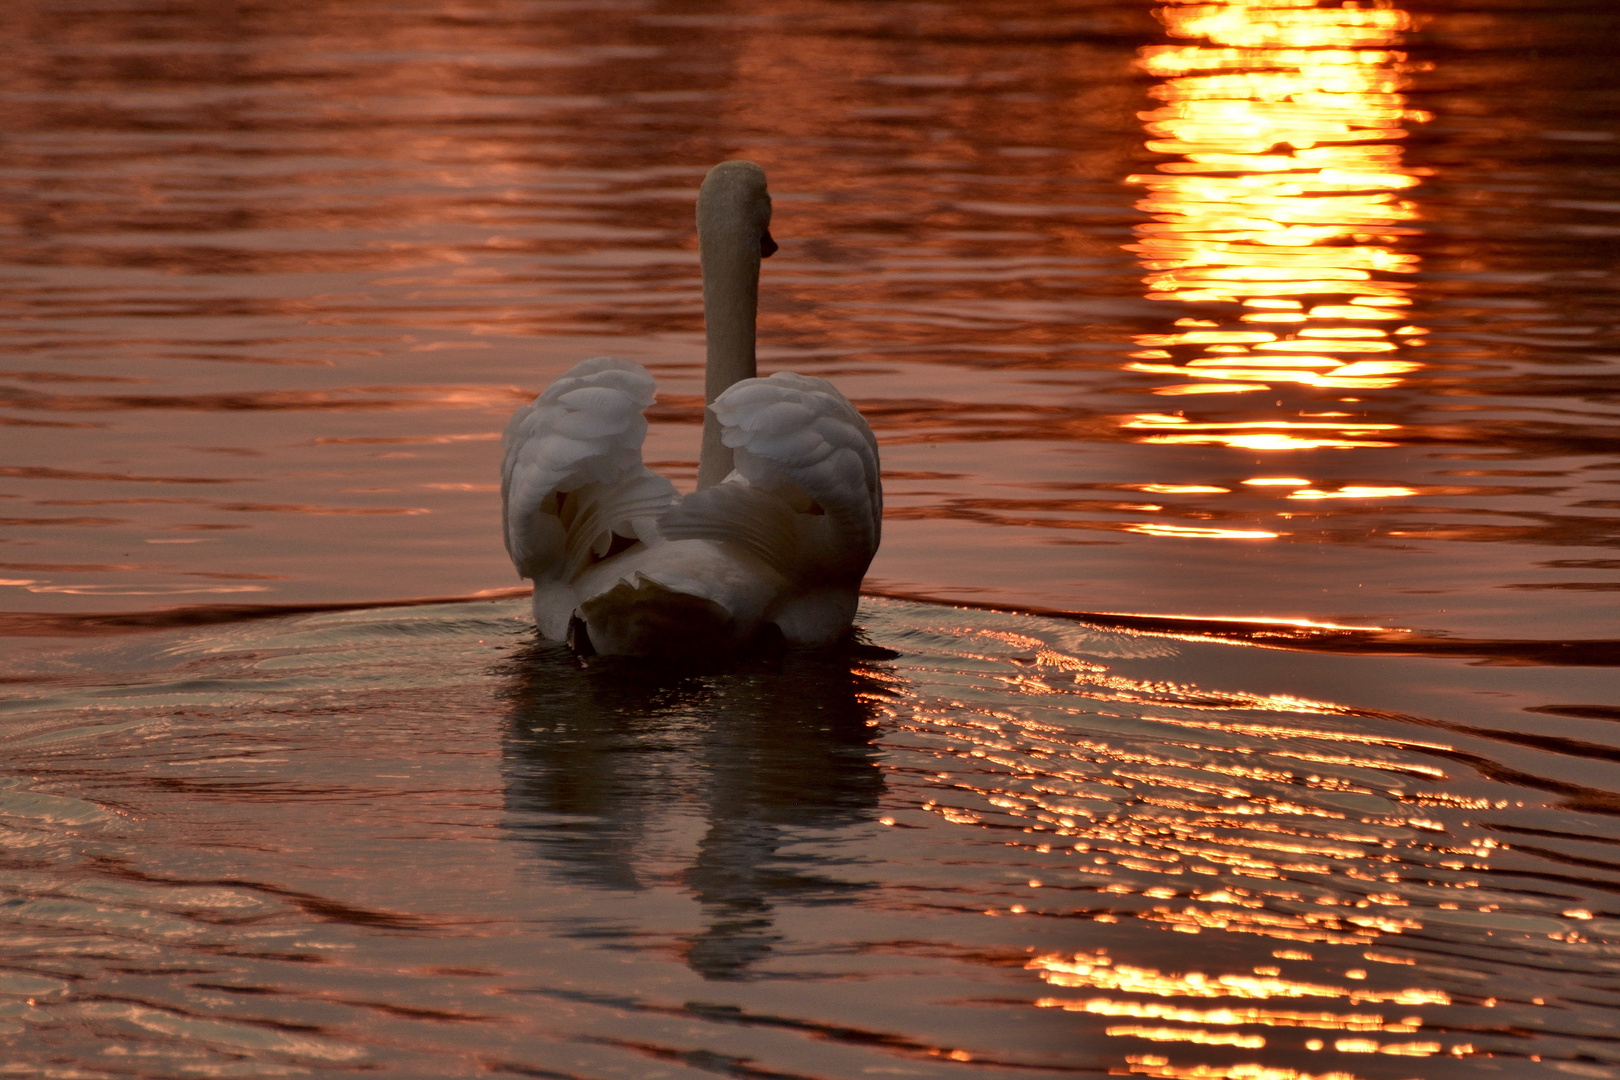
[759,229,778,259]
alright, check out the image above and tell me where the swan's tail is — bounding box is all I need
[576,573,735,658]
[661,372,882,587]
[500,357,676,585]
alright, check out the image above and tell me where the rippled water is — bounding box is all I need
[5,596,1619,1078]
[1,0,1616,642]
[3,0,1620,1076]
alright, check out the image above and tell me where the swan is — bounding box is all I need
[499,161,882,656]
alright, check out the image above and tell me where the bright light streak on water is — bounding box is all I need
[0,0,1618,639]
[1,0,1619,1075]
[4,597,1620,1077]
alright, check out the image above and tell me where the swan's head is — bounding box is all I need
[698,160,776,259]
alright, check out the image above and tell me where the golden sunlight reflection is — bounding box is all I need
[1125,0,1430,452]
[1106,1027,1268,1049]
[1125,522,1281,539]
[877,616,1554,1075]
[1124,414,1400,450]
[1120,1059,1370,1079]
[1029,953,1448,1003]
[1287,485,1416,500]
[1041,997,1423,1034]
[1030,948,1452,1070]
[1138,484,1234,495]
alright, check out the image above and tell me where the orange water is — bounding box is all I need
[4,3,1620,1078]
[2,0,1616,645]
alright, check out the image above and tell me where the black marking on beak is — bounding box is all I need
[760,228,778,259]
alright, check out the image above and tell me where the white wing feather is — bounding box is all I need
[500,357,675,583]
[661,373,881,589]
[501,363,879,651]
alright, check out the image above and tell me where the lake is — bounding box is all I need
[3,0,1618,1076]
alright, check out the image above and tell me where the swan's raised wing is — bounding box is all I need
[501,357,676,582]
[661,372,881,586]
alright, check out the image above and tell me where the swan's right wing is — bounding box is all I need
[661,372,881,585]
[500,357,676,582]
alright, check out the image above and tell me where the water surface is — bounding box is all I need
[3,0,1620,1076]
[1,0,1616,641]
[6,597,1620,1078]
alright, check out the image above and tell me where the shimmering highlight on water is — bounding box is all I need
[1,0,1619,1076]
[1,0,1618,639]
[4,597,1619,1076]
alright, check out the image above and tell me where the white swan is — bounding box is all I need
[499,161,882,656]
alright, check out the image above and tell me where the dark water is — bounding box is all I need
[3,0,1620,1076]
[6,597,1620,1078]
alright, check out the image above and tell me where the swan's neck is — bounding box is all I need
[696,190,762,490]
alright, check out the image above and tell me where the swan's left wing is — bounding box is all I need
[501,357,676,583]
[661,372,881,584]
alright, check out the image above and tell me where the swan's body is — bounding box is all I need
[500,162,881,655]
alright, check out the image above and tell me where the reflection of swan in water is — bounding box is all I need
[500,643,890,980]
[499,161,882,657]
